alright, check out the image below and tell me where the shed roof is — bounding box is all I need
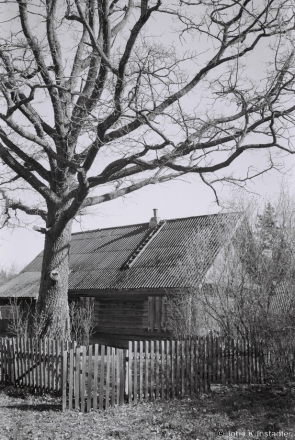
[0,212,240,298]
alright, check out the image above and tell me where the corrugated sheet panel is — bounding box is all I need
[2,212,241,295]
[0,272,40,298]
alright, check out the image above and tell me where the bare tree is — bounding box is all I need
[169,194,295,380]
[0,0,295,338]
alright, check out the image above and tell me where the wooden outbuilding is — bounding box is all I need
[0,211,240,346]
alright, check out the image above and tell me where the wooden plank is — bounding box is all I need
[38,339,42,392]
[116,348,120,406]
[171,340,175,398]
[139,341,143,402]
[187,339,191,394]
[181,341,185,396]
[207,335,212,391]
[2,339,5,384]
[33,339,37,390]
[155,340,159,399]
[11,339,17,386]
[0,339,2,384]
[50,340,55,392]
[34,339,38,390]
[228,338,233,384]
[3,339,7,384]
[93,345,99,410]
[199,337,204,391]
[99,345,105,410]
[56,340,60,392]
[27,338,31,388]
[216,336,219,384]
[119,349,125,405]
[111,348,115,407]
[232,338,235,386]
[150,340,154,401]
[15,339,20,386]
[75,346,80,410]
[236,338,240,384]
[219,338,223,385]
[68,348,74,410]
[161,297,167,331]
[145,341,149,401]
[133,341,138,405]
[20,338,24,387]
[42,339,46,392]
[154,297,161,331]
[176,341,180,397]
[161,341,165,399]
[47,339,51,392]
[61,350,67,411]
[166,340,170,399]
[87,345,93,412]
[105,346,111,410]
[148,297,154,332]
[190,339,194,395]
[81,346,86,412]
[128,341,132,404]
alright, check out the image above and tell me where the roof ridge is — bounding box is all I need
[71,211,240,237]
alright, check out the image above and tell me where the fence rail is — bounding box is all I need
[1,335,266,412]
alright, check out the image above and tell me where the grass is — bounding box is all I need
[0,384,295,439]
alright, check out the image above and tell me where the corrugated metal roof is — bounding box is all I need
[0,272,40,298]
[1,212,241,297]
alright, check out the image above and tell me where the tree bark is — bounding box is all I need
[36,218,73,340]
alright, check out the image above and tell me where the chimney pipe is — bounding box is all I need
[149,208,160,228]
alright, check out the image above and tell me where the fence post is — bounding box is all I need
[61,350,68,411]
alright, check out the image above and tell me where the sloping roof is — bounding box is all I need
[0,212,241,298]
[0,272,40,298]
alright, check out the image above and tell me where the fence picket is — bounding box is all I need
[93,344,99,409]
[119,349,125,405]
[61,350,67,411]
[171,340,175,398]
[75,346,80,410]
[150,341,154,401]
[145,341,149,401]
[68,348,74,410]
[0,336,270,412]
[133,341,138,404]
[105,346,110,410]
[139,342,143,401]
[99,345,105,410]
[87,345,93,413]
[155,340,159,399]
[111,348,115,407]
[81,346,86,412]
[128,341,132,404]
[161,341,165,399]
[166,340,170,399]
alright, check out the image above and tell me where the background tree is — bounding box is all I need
[169,193,295,380]
[0,263,19,287]
[0,0,295,338]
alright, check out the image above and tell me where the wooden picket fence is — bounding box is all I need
[0,335,266,412]
[0,337,73,394]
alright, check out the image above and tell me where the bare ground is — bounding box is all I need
[0,384,295,440]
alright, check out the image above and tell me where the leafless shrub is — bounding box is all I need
[167,191,295,382]
[7,298,32,338]
[69,300,95,346]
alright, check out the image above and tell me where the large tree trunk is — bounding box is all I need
[36,219,73,340]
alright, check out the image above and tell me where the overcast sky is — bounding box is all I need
[1,1,295,271]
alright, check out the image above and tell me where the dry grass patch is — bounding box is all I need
[0,384,294,439]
